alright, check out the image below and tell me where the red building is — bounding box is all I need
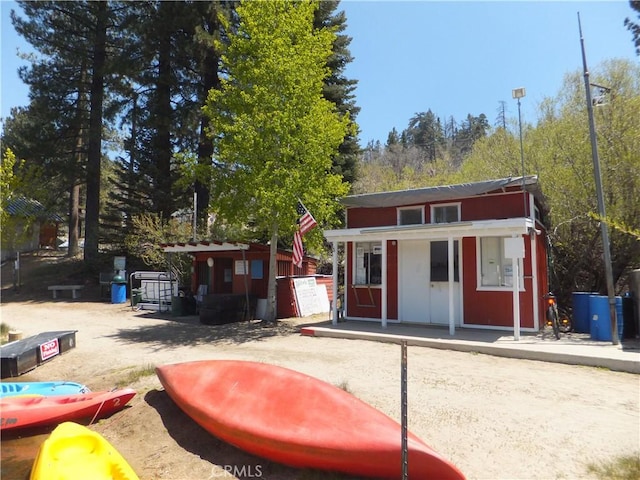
[323,176,549,335]
[161,241,331,320]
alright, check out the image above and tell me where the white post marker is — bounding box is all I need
[504,237,525,341]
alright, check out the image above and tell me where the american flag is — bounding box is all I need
[296,201,317,236]
[293,201,317,268]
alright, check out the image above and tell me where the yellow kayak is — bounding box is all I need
[30,422,139,480]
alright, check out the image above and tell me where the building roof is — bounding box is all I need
[161,240,250,253]
[160,240,318,264]
[341,176,539,208]
[5,196,64,222]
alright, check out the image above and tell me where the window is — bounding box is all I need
[354,242,382,285]
[398,207,423,225]
[251,260,263,279]
[479,237,522,288]
[432,204,460,223]
[430,240,459,282]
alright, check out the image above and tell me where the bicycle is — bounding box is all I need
[544,292,572,339]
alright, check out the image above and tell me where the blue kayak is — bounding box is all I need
[0,381,90,397]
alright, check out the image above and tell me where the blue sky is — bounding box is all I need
[1,1,638,144]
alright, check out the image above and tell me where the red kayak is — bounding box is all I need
[156,360,465,479]
[0,388,136,431]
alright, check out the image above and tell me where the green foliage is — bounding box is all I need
[0,148,43,252]
[124,213,193,285]
[203,0,350,243]
[590,212,640,239]
[451,60,640,298]
[0,149,19,229]
[203,0,350,322]
[353,58,640,302]
[356,111,492,193]
[8,1,358,271]
[532,60,640,294]
[314,0,360,186]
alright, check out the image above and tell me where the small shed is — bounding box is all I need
[1,196,63,261]
[161,241,331,321]
[323,176,550,336]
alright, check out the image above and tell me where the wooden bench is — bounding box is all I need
[48,285,84,299]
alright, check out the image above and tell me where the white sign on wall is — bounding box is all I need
[504,237,525,259]
[234,260,248,275]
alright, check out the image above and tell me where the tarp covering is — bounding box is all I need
[341,176,538,208]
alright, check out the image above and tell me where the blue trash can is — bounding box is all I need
[111,275,127,304]
[616,297,624,340]
[572,292,592,333]
[589,295,623,341]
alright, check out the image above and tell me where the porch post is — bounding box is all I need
[381,239,388,329]
[505,236,525,341]
[530,232,540,330]
[448,236,455,336]
[512,259,521,341]
[528,195,540,331]
[332,241,339,326]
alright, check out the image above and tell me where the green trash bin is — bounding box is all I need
[171,295,184,316]
[131,289,142,306]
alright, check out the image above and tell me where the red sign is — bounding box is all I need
[39,338,60,361]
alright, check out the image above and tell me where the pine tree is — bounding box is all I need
[407,110,445,161]
[105,1,237,245]
[625,0,640,55]
[11,1,111,259]
[314,1,360,186]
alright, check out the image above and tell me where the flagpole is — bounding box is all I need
[578,12,618,345]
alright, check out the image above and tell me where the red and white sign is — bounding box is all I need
[39,338,60,361]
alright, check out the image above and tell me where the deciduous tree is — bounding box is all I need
[203,0,350,322]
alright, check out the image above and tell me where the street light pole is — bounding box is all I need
[578,12,618,345]
[512,87,527,217]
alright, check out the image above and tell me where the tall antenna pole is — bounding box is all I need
[578,12,618,345]
[512,87,527,217]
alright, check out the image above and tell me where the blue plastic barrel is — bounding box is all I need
[111,283,127,304]
[616,297,624,340]
[589,295,623,341]
[572,292,592,333]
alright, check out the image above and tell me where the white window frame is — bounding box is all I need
[431,203,461,224]
[476,236,524,291]
[397,206,424,226]
[353,241,382,286]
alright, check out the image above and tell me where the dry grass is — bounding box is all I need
[113,364,157,388]
[587,454,640,480]
[0,322,11,344]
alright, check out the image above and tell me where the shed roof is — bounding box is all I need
[341,176,538,208]
[160,241,319,264]
[161,240,250,253]
[6,196,64,222]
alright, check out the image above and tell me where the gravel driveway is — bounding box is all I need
[1,299,638,480]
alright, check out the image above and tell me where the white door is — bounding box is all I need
[429,240,461,325]
[399,240,429,322]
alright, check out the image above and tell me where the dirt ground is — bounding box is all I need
[1,253,639,480]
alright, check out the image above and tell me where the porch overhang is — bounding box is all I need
[161,241,250,253]
[323,217,538,243]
